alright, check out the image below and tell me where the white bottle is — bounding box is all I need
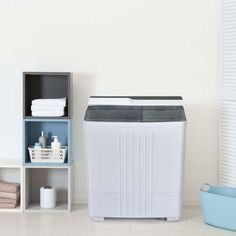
[51,136,61,149]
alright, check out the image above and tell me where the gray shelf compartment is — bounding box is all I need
[24,167,69,212]
[23,119,71,166]
[23,72,71,118]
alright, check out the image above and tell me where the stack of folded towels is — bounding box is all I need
[0,180,20,208]
[31,98,67,117]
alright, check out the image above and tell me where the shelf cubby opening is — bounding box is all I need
[24,167,69,212]
[24,120,71,165]
[23,72,71,118]
[0,167,22,211]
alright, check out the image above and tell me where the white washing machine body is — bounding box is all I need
[84,96,186,222]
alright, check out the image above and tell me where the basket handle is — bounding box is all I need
[200,183,213,192]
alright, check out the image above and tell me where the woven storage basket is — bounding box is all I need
[28,146,67,163]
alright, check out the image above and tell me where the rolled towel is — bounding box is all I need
[0,197,19,205]
[0,191,20,199]
[0,181,20,193]
[31,105,65,111]
[32,111,64,117]
[0,203,18,208]
[32,98,66,106]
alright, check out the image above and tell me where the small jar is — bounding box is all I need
[34,142,41,158]
[40,186,56,208]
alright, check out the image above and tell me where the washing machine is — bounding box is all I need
[84,96,186,221]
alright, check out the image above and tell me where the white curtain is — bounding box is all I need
[221,0,236,186]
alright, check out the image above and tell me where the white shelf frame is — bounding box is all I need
[0,159,23,212]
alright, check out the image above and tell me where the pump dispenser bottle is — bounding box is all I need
[51,136,61,149]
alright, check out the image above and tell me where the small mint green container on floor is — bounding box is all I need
[200,183,236,231]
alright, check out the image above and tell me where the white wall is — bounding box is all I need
[0,0,218,205]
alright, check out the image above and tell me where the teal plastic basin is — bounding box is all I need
[200,183,236,231]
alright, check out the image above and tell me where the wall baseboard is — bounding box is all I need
[73,196,200,206]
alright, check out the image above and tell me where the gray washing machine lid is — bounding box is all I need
[90,96,183,100]
[84,105,186,122]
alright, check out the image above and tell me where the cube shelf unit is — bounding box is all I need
[24,165,73,212]
[23,119,71,165]
[22,72,73,212]
[0,159,23,212]
[23,72,71,118]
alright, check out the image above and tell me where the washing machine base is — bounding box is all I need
[91,217,180,222]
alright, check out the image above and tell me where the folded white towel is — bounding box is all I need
[31,105,65,112]
[32,98,66,106]
[32,111,64,117]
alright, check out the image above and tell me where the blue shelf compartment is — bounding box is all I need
[23,118,71,166]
